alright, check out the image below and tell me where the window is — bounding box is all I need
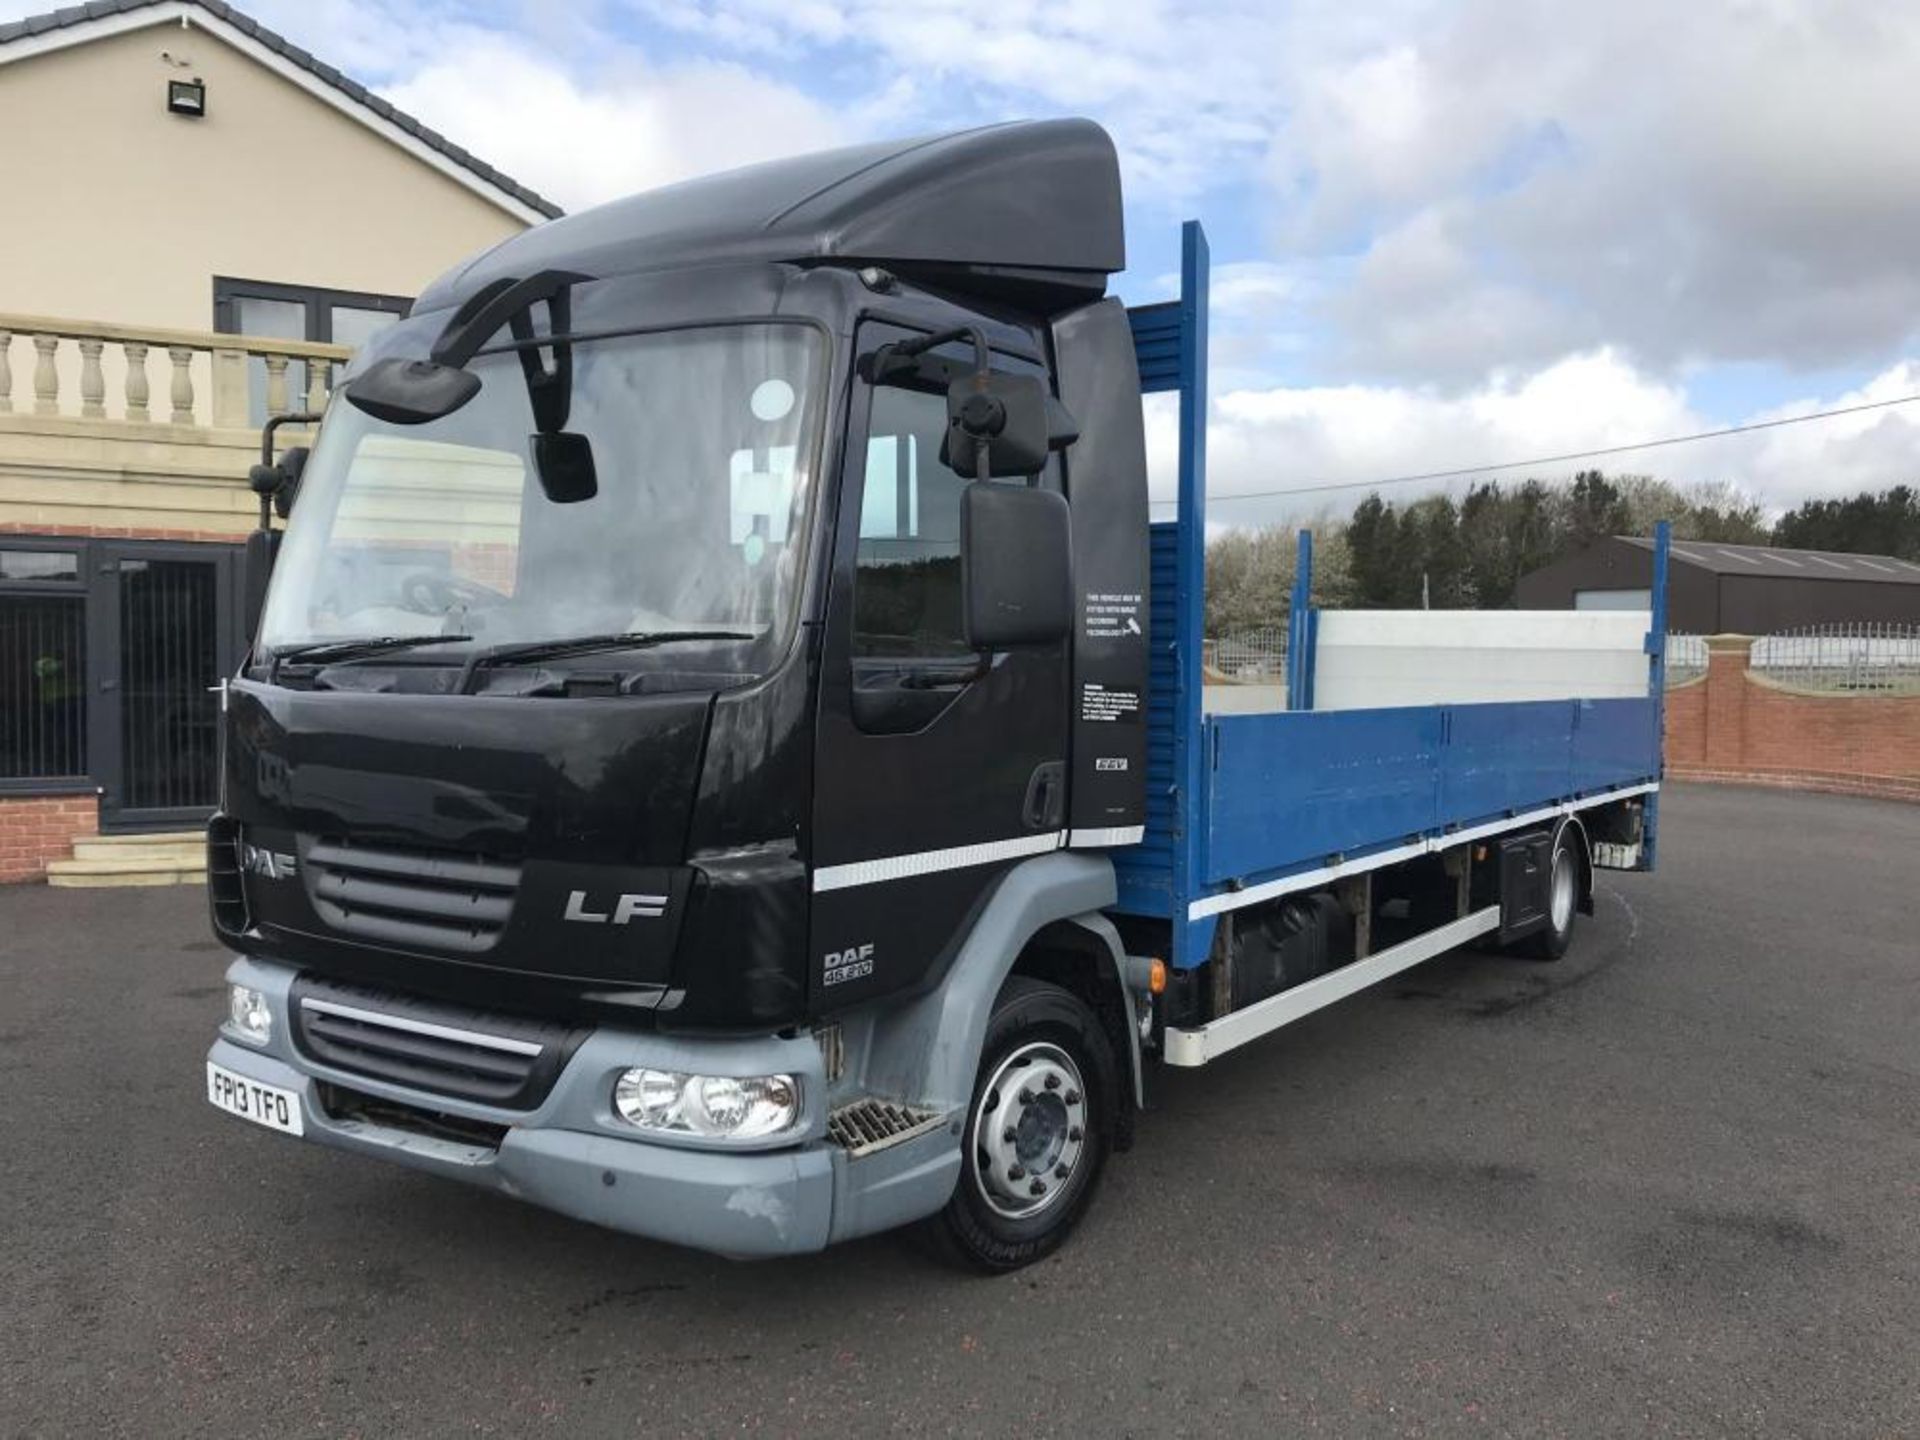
[259,324,826,671]
[1,546,87,781]
[853,386,969,657]
[214,277,411,425]
[1,549,79,583]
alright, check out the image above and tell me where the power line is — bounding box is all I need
[1181,391,1920,507]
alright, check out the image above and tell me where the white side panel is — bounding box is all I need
[1312,610,1649,710]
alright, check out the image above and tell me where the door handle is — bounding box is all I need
[1022,761,1066,831]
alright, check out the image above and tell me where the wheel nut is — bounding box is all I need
[1043,1074,1061,1091]
[1054,1164,1069,1179]
[1029,1179,1046,1196]
[1002,1127,1017,1143]
[1068,1126,1083,1142]
[1018,1088,1036,1104]
[1008,1165,1025,1181]
[1065,1090,1080,1105]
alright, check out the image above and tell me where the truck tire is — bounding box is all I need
[1515,823,1579,961]
[924,977,1116,1273]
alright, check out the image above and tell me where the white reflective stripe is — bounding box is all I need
[1164,907,1503,1066]
[1068,825,1146,848]
[812,832,1063,893]
[299,997,544,1056]
[1187,781,1659,921]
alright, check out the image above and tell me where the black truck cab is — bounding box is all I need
[207,120,1156,1267]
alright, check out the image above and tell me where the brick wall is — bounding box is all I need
[1663,636,1920,800]
[0,520,247,542]
[0,793,98,882]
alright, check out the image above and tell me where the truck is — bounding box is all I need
[204,119,1669,1272]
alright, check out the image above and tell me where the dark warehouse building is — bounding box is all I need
[1516,536,1920,632]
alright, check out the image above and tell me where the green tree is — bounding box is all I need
[1409,495,1471,607]
[1345,494,1400,607]
[1774,485,1920,559]
[1563,469,1629,550]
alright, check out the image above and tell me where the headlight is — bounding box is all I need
[612,1068,799,1140]
[227,984,272,1046]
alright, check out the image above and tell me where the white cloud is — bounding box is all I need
[9,0,1918,516]
[376,33,854,212]
[1270,2,1920,381]
[1149,352,1920,528]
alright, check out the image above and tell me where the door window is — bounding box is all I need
[215,278,411,424]
[0,589,87,781]
[853,386,969,657]
[116,558,222,812]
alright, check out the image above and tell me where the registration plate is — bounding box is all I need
[206,1061,304,1136]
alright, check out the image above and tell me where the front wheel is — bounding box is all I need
[923,977,1117,1273]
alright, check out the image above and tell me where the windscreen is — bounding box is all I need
[258,323,825,673]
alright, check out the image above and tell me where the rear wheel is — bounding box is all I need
[1516,824,1579,960]
[923,977,1116,1273]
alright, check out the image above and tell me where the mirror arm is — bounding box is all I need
[428,269,589,370]
[253,411,322,532]
[866,324,993,388]
[887,324,990,371]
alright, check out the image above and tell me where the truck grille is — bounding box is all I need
[303,839,521,954]
[290,978,582,1109]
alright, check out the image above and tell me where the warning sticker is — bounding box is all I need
[1083,592,1143,640]
[1081,683,1141,724]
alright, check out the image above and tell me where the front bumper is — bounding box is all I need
[210,958,958,1258]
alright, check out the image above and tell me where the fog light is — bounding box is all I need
[612,1068,799,1140]
[228,984,272,1046]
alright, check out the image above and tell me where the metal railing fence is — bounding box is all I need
[1206,626,1288,680]
[1665,633,1709,687]
[1750,622,1920,694]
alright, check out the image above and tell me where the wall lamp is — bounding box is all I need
[167,78,206,117]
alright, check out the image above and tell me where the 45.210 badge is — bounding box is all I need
[823,942,875,987]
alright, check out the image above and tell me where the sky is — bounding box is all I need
[14,0,1920,526]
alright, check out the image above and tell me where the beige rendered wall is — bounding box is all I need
[0,19,529,328]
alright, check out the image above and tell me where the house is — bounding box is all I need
[1516,535,1920,633]
[0,0,561,881]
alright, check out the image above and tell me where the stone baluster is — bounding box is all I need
[168,346,196,424]
[78,338,106,419]
[210,347,246,427]
[306,358,330,413]
[263,353,290,417]
[123,341,151,422]
[0,329,11,414]
[33,333,59,415]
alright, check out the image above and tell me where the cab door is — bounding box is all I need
[808,323,1070,1009]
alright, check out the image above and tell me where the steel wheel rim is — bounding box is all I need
[1549,842,1576,932]
[971,1040,1087,1220]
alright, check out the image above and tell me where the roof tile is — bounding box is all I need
[1621,535,1920,584]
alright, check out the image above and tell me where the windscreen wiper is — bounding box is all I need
[270,633,475,675]
[461,630,753,686]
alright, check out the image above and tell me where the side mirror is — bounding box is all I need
[961,481,1072,649]
[249,446,308,517]
[945,372,1051,480]
[272,446,308,519]
[530,430,598,503]
[342,356,481,425]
